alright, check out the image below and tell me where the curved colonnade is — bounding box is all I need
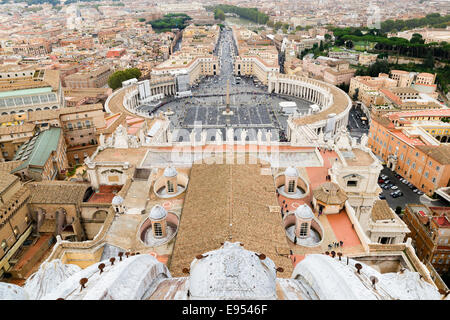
[106,72,352,145]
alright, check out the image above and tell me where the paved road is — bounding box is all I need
[348,105,369,141]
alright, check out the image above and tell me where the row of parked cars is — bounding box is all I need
[378,172,424,200]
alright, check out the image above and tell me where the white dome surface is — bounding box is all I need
[0,282,29,300]
[284,166,299,177]
[189,242,277,300]
[295,204,314,220]
[42,254,170,300]
[149,205,167,220]
[292,254,441,300]
[111,195,124,205]
[163,166,178,177]
[24,259,81,300]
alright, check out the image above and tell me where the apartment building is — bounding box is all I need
[368,111,450,196]
[403,204,450,275]
[12,127,68,182]
[0,173,32,277]
[232,27,280,85]
[0,69,64,116]
[151,25,221,87]
[0,123,36,161]
[59,104,106,166]
[64,65,113,89]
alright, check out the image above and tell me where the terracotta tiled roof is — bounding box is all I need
[26,181,90,204]
[312,182,348,205]
[416,145,450,165]
[371,200,394,221]
[170,160,292,278]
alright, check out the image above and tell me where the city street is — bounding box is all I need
[347,105,369,140]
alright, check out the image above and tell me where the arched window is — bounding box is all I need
[167,180,174,193]
[299,222,308,237]
[153,223,163,237]
[288,180,295,193]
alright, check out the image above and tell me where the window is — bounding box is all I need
[154,222,163,237]
[288,180,295,192]
[412,163,416,169]
[299,222,309,237]
[425,172,429,178]
[436,166,440,171]
[379,237,392,244]
[432,177,436,183]
[347,180,358,187]
[167,180,174,193]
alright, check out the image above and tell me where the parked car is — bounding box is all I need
[391,186,399,190]
[378,179,385,183]
[417,191,424,195]
[379,194,386,199]
[383,185,391,190]
[413,189,419,193]
[401,179,408,184]
[384,180,391,184]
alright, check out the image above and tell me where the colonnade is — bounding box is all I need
[151,83,176,96]
[269,78,331,108]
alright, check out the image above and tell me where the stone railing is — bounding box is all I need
[344,201,371,253]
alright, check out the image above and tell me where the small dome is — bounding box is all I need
[163,166,178,177]
[295,204,314,220]
[111,195,124,205]
[149,205,167,220]
[189,242,277,299]
[284,166,299,177]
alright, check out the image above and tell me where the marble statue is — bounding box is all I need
[114,124,129,149]
[360,133,368,148]
[266,130,272,143]
[227,128,234,143]
[216,129,223,145]
[201,130,207,144]
[257,130,263,143]
[240,129,247,144]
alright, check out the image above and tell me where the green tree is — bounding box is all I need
[324,33,332,42]
[423,51,435,69]
[319,40,324,51]
[138,18,145,22]
[214,8,225,21]
[108,68,142,90]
